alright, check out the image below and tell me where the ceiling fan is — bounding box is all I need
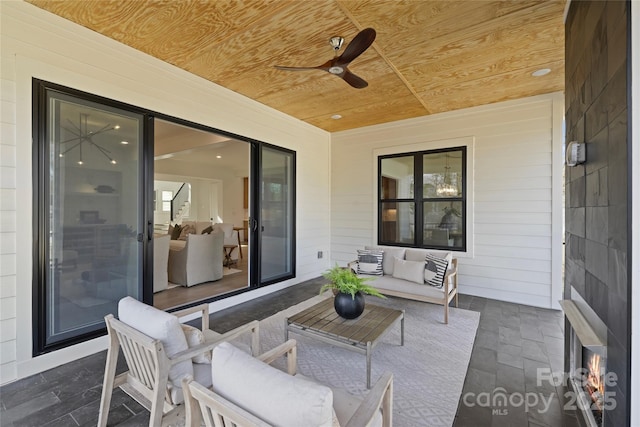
[274,27,376,89]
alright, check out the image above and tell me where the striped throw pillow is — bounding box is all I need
[424,253,449,288]
[357,249,384,275]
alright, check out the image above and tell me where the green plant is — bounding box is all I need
[320,264,386,299]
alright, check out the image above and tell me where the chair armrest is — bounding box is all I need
[344,372,393,427]
[170,320,260,364]
[172,303,210,330]
[170,339,223,364]
[257,339,297,375]
[212,320,260,356]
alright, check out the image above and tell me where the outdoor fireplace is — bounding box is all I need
[569,333,607,427]
[560,291,608,427]
[582,348,605,425]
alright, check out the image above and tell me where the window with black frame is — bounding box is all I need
[378,147,466,251]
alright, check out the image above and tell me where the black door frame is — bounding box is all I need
[32,79,154,355]
[32,79,296,354]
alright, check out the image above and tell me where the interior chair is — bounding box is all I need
[98,297,260,427]
[183,340,393,427]
[423,228,450,246]
[168,231,223,286]
[212,223,240,262]
[153,234,171,293]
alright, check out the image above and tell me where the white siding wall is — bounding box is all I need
[0,38,18,384]
[0,1,331,384]
[331,93,564,309]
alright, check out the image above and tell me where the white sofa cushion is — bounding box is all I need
[364,274,452,297]
[181,221,213,235]
[405,248,452,266]
[392,257,424,285]
[117,297,193,388]
[365,245,406,275]
[211,342,335,427]
[177,223,195,240]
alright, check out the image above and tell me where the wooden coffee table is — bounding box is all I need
[285,297,404,388]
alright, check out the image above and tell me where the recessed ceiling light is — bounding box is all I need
[121,140,129,145]
[113,125,121,130]
[216,155,222,159]
[331,114,342,120]
[531,68,551,77]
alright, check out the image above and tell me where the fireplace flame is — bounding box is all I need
[585,353,604,411]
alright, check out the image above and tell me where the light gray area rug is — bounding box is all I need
[241,294,479,427]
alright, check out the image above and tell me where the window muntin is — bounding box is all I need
[379,147,466,251]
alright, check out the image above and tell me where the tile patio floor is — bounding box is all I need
[0,277,578,426]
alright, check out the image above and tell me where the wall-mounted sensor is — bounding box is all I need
[566,141,586,167]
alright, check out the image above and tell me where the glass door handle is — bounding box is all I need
[147,221,154,241]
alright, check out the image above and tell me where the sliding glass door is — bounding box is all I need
[32,80,297,354]
[259,145,295,282]
[33,80,148,353]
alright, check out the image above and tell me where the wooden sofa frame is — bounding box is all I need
[350,258,459,324]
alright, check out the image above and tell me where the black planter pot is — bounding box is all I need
[334,291,365,319]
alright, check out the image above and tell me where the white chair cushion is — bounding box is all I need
[211,342,335,427]
[171,361,213,405]
[118,297,193,388]
[181,324,211,364]
[332,386,383,427]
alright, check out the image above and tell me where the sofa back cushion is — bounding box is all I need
[211,342,335,426]
[391,257,425,285]
[177,223,195,240]
[405,248,452,266]
[365,245,406,275]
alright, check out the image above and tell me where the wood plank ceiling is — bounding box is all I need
[27,0,566,133]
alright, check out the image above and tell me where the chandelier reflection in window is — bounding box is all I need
[436,153,458,196]
[59,113,119,165]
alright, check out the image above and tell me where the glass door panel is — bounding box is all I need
[260,146,294,282]
[43,89,144,347]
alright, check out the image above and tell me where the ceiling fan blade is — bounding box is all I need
[337,28,376,66]
[274,65,322,71]
[342,70,368,89]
